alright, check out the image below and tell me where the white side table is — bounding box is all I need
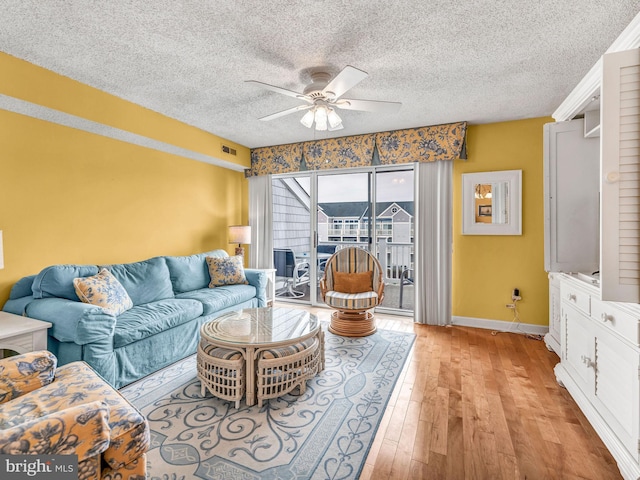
[0,311,52,356]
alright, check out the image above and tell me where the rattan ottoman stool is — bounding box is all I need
[256,331,324,407]
[197,339,245,408]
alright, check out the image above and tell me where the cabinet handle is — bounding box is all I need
[567,293,577,302]
[605,171,620,183]
[581,355,594,368]
[601,313,614,323]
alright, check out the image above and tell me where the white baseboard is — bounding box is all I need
[451,315,549,336]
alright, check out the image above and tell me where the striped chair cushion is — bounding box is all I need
[201,343,243,360]
[325,290,378,310]
[260,337,317,360]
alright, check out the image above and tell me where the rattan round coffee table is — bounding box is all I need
[198,307,324,407]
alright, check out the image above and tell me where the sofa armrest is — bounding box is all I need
[0,351,57,404]
[26,298,116,345]
[0,400,110,462]
[244,269,267,307]
[2,275,37,315]
[9,275,37,299]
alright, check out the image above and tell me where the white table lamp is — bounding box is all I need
[228,225,251,256]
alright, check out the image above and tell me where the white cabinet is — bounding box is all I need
[555,274,640,480]
[548,48,640,305]
[548,20,640,480]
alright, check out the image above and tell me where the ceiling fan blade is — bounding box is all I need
[322,65,368,100]
[334,98,402,113]
[246,80,313,103]
[258,104,313,121]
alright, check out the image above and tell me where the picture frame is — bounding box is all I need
[462,169,522,235]
[478,205,492,216]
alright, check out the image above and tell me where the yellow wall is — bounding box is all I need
[453,118,552,326]
[0,53,251,306]
[0,53,553,327]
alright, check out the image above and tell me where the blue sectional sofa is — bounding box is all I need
[2,249,267,388]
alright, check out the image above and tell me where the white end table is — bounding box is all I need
[0,311,51,356]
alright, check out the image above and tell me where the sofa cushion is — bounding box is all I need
[103,257,174,306]
[165,249,228,294]
[206,255,248,287]
[114,298,203,348]
[73,268,134,315]
[176,285,257,316]
[32,265,100,300]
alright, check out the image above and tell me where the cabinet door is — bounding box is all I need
[544,120,600,273]
[546,274,562,354]
[592,322,640,460]
[562,302,594,395]
[601,48,640,303]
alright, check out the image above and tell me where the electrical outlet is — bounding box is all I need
[506,303,516,309]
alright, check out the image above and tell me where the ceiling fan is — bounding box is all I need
[246,65,401,131]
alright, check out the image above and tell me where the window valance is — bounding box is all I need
[249,143,302,176]
[246,121,466,177]
[375,122,466,165]
[302,134,375,171]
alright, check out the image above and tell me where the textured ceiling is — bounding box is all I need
[1,1,639,149]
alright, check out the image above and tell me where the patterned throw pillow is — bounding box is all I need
[206,255,248,288]
[73,268,133,315]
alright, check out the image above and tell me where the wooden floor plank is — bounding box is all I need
[287,304,622,480]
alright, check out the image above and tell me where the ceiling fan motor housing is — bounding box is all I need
[303,71,334,100]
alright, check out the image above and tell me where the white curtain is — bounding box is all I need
[248,175,273,269]
[414,161,453,326]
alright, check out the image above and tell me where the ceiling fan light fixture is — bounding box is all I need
[300,109,315,128]
[314,106,328,131]
[327,108,342,129]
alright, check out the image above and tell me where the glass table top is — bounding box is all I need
[201,307,319,345]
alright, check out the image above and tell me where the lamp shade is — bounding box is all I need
[228,225,251,245]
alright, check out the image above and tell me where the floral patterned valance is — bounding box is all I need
[246,143,302,177]
[246,121,466,177]
[375,122,466,165]
[302,134,375,171]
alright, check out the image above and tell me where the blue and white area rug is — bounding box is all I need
[121,327,415,480]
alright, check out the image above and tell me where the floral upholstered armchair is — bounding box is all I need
[0,351,149,480]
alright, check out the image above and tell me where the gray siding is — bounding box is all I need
[272,178,311,253]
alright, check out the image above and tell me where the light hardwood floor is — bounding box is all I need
[290,304,623,480]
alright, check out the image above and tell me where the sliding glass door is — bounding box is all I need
[316,171,373,304]
[374,170,414,312]
[271,175,312,302]
[271,166,414,313]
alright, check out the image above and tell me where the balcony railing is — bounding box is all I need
[320,239,413,285]
[378,239,413,285]
[328,227,394,237]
